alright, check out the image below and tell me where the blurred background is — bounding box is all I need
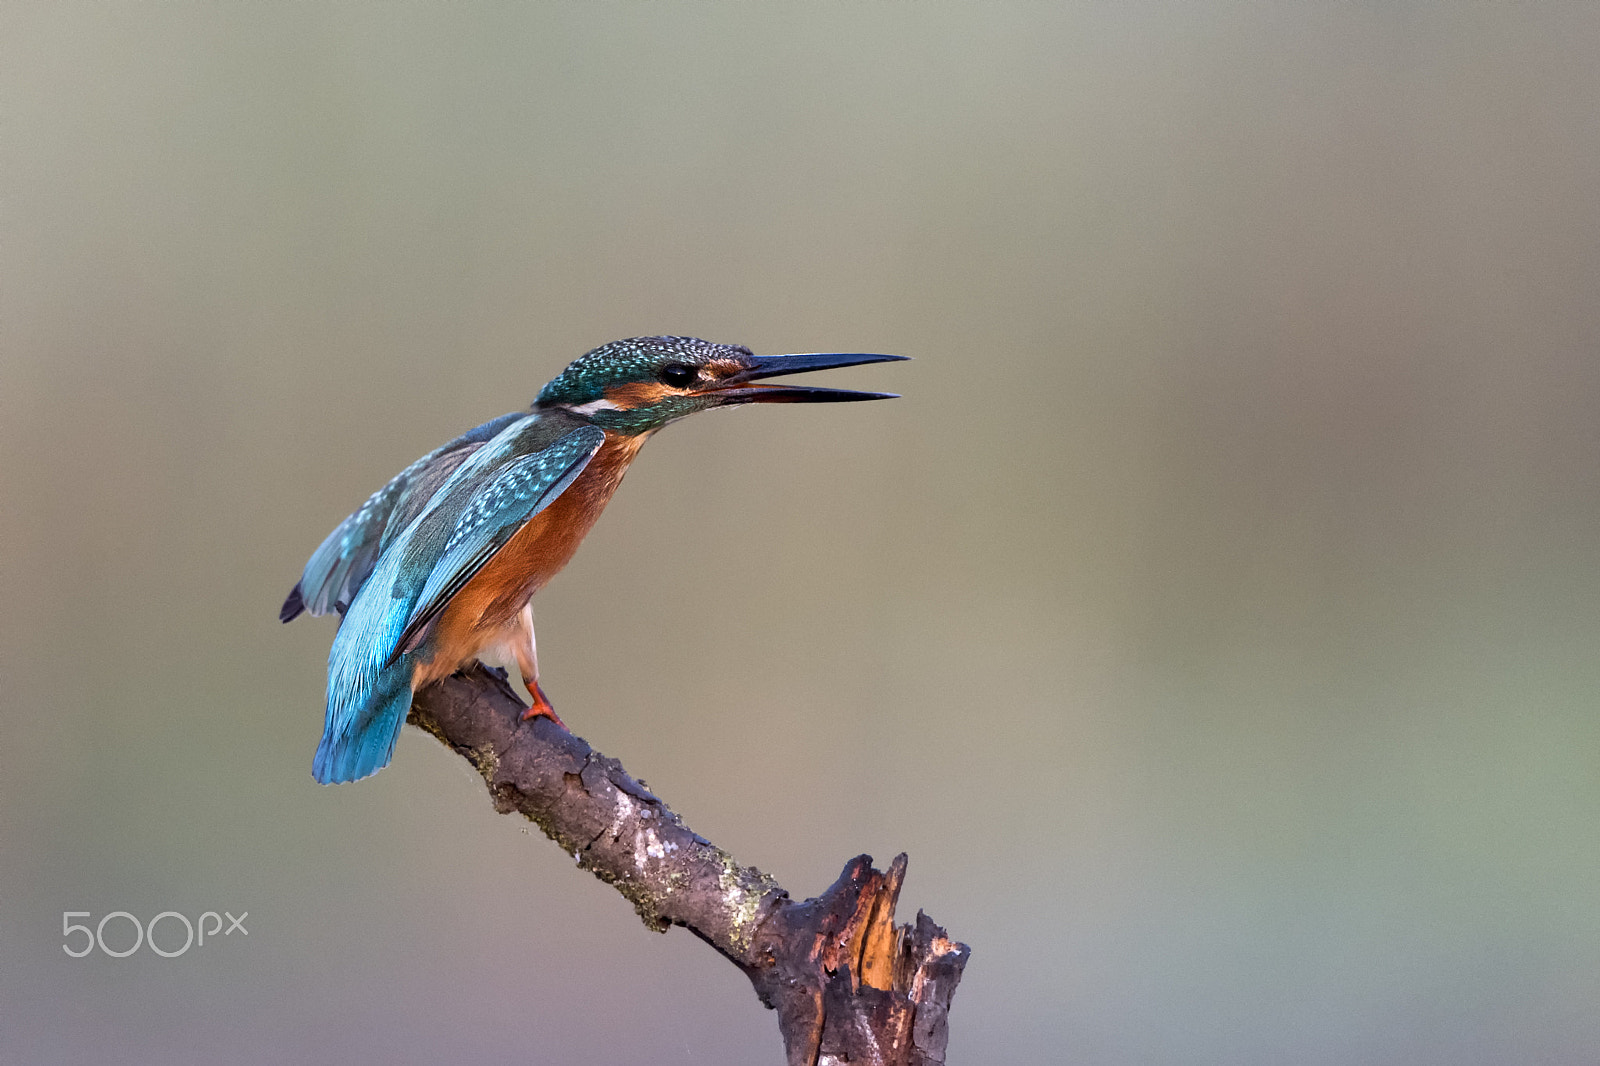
[4,4,1599,1063]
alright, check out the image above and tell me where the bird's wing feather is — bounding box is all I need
[314,420,603,782]
[281,411,524,621]
[393,424,606,658]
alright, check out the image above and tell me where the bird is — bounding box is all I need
[281,336,904,784]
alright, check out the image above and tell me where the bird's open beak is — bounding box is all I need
[704,352,908,404]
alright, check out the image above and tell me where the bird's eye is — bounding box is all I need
[659,363,698,388]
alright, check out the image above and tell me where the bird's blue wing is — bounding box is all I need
[312,422,605,783]
[393,425,606,658]
[281,411,524,622]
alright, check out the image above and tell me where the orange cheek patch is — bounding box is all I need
[703,358,745,381]
[606,381,673,408]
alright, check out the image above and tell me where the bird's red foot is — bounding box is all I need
[519,679,567,729]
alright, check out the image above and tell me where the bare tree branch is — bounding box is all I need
[408,664,970,1065]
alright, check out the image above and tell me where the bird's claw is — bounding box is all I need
[520,680,567,729]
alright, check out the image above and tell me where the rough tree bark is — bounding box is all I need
[407,664,970,1066]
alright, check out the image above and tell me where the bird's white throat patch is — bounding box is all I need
[561,398,622,416]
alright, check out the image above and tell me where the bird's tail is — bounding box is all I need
[313,655,414,784]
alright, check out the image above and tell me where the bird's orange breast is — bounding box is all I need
[411,431,647,687]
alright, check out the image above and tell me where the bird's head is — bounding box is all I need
[535,336,905,434]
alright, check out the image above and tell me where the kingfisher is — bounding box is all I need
[281,336,904,784]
